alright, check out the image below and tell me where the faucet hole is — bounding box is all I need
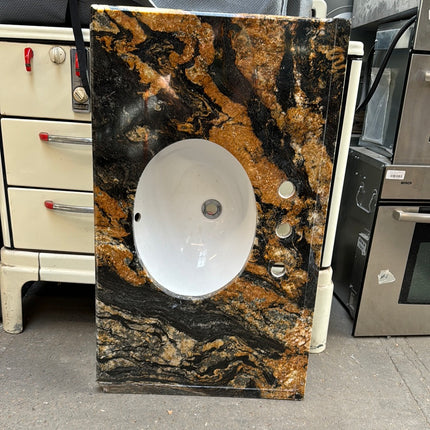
[276,223,292,239]
[278,181,296,199]
[135,213,141,222]
[202,199,222,219]
[270,263,286,278]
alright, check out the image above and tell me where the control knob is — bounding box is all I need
[49,46,66,64]
[73,86,89,104]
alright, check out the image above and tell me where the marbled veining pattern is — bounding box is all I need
[91,7,350,399]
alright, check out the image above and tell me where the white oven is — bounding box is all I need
[0,25,94,333]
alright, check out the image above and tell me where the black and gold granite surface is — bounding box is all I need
[91,6,350,399]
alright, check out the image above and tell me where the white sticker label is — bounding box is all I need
[378,269,396,285]
[386,170,406,180]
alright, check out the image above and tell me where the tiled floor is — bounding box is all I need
[1,282,429,429]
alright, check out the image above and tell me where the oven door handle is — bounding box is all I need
[392,210,430,223]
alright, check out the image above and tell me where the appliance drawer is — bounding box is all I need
[2,118,92,191]
[0,41,90,121]
[8,188,94,253]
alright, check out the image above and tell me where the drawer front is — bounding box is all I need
[0,41,91,121]
[8,188,94,253]
[2,118,92,191]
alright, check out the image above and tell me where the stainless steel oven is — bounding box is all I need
[359,0,430,165]
[355,204,430,336]
[333,147,430,336]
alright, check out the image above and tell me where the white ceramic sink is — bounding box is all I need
[133,139,257,298]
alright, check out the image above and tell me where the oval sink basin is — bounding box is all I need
[133,139,257,298]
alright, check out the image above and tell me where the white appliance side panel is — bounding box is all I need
[0,41,90,121]
[0,146,11,246]
[8,188,94,253]
[2,118,92,191]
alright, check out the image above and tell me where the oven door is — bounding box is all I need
[354,205,430,336]
[359,21,412,158]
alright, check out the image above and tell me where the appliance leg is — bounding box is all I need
[0,253,39,334]
[310,267,333,353]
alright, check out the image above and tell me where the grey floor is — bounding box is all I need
[0,282,429,430]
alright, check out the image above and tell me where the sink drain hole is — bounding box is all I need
[202,199,222,219]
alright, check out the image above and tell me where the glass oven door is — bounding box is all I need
[398,208,430,304]
[354,205,430,336]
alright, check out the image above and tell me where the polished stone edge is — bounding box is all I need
[91,5,322,21]
[98,382,303,400]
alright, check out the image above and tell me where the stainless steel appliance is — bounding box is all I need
[352,0,418,29]
[334,0,430,336]
[333,147,430,336]
[359,0,430,165]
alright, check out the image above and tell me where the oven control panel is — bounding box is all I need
[0,41,91,121]
[70,48,90,113]
[414,0,430,51]
[382,164,430,200]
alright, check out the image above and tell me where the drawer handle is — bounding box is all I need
[44,200,94,214]
[39,132,92,146]
[392,210,430,224]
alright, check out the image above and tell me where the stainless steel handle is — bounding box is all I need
[39,132,92,146]
[392,210,430,223]
[44,200,94,214]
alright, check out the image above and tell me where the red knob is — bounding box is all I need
[24,47,34,72]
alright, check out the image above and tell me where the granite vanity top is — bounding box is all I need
[91,6,350,399]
